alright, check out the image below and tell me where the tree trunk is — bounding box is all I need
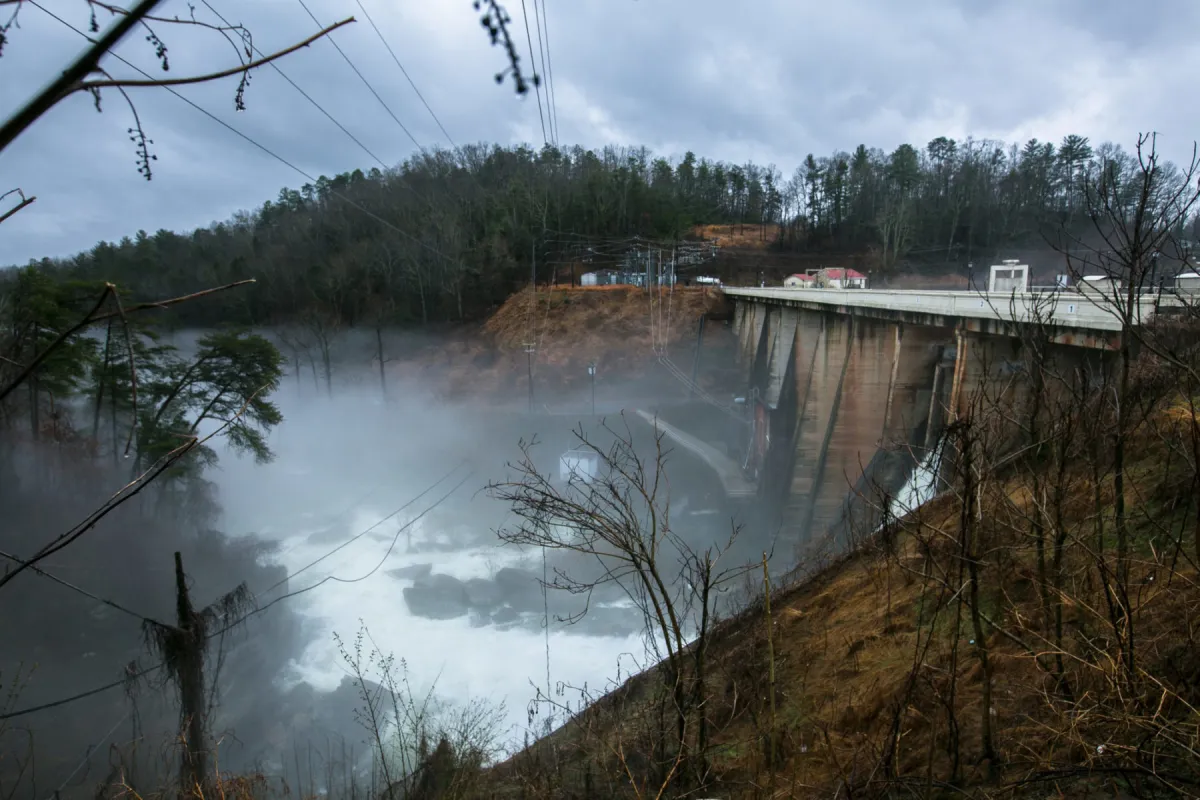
[375,326,387,400]
[1113,337,1134,678]
[93,319,113,444]
[693,561,711,789]
[418,274,428,326]
[110,379,121,468]
[28,376,38,440]
[174,552,208,798]
[321,341,333,399]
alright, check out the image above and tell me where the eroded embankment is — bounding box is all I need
[392,286,734,400]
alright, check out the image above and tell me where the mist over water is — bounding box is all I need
[208,337,742,752]
[1,322,753,796]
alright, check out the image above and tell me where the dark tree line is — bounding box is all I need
[13,136,1200,330]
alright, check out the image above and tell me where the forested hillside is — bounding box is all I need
[14,136,1199,329]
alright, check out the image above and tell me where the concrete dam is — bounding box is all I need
[666,286,1133,556]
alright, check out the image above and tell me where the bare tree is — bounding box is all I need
[1053,133,1200,677]
[487,417,749,795]
[336,622,505,800]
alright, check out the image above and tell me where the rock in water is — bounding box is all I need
[387,563,433,581]
[402,573,470,620]
[493,567,544,612]
[464,577,505,610]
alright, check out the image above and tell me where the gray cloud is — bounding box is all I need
[2,0,1197,266]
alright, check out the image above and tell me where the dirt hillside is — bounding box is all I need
[394,286,732,399]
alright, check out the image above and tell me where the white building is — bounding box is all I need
[559,448,600,484]
[1078,274,1121,298]
[805,268,868,289]
[988,260,1029,293]
[1176,271,1200,291]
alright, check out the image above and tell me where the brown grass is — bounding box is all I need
[691,224,780,250]
[484,409,1200,798]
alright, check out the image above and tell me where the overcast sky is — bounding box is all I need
[1,0,1197,266]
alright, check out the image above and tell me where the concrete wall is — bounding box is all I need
[733,307,946,553]
[729,294,1104,558]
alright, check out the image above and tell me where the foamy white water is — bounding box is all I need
[883,451,943,527]
[207,383,658,748]
[260,497,645,746]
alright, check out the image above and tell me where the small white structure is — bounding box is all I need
[809,268,868,289]
[559,448,600,485]
[580,272,598,286]
[988,260,1029,293]
[783,273,815,289]
[1078,274,1121,298]
[1175,271,1200,291]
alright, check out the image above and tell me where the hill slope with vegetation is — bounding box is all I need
[14,134,1197,333]
[480,318,1200,799]
[6,131,1200,799]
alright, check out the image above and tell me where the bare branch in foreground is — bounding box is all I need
[74,17,354,93]
[0,188,34,225]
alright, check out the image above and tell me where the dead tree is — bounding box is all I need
[142,551,252,797]
[487,416,749,794]
[1052,132,1200,678]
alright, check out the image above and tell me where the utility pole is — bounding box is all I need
[525,246,537,413]
[588,362,596,415]
[689,315,706,398]
[525,343,535,413]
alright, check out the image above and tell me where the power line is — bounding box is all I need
[351,0,456,150]
[537,0,560,146]
[0,549,166,627]
[291,0,489,229]
[518,0,547,145]
[256,462,469,597]
[51,711,130,798]
[197,0,388,171]
[343,0,498,207]
[226,467,474,621]
[203,0,476,225]
[294,0,423,153]
[0,665,148,721]
[0,462,472,721]
[531,0,554,146]
[32,1,457,264]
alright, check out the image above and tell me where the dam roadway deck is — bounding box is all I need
[721,286,1142,348]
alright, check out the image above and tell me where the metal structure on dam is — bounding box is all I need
[717,285,1146,553]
